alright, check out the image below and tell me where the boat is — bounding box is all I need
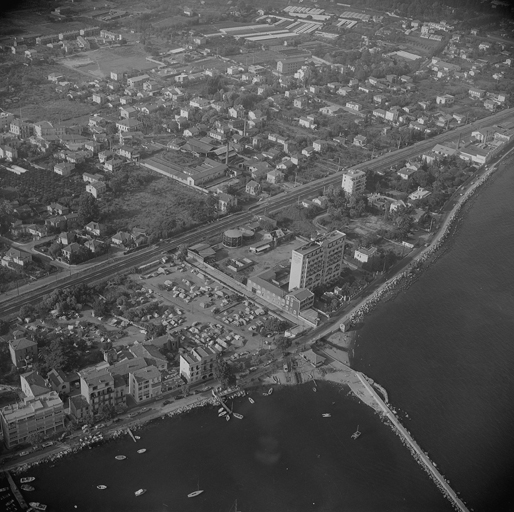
[233,413,244,419]
[351,425,361,440]
[137,449,147,454]
[20,477,35,483]
[97,485,107,490]
[268,388,273,395]
[21,485,35,492]
[135,489,146,497]
[218,407,225,413]
[0,487,9,492]
[115,455,127,460]
[135,436,141,440]
[29,503,47,511]
[322,413,331,418]
[248,397,254,404]
[225,414,230,421]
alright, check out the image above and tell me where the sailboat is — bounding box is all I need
[351,425,361,440]
[187,481,204,498]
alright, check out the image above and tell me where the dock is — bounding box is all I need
[127,428,137,442]
[355,372,470,512]
[212,391,232,415]
[5,470,28,510]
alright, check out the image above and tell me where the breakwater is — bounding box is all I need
[355,372,470,512]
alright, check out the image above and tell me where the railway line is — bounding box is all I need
[1,107,512,318]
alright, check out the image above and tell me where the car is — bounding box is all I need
[18,451,30,457]
[162,400,171,406]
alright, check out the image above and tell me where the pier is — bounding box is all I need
[212,391,232,415]
[5,470,28,510]
[127,428,137,442]
[355,372,470,512]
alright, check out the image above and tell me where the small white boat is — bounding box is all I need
[218,407,225,413]
[135,489,146,497]
[137,449,147,454]
[29,503,47,511]
[322,413,331,418]
[187,490,204,498]
[135,436,141,440]
[20,477,35,484]
[97,485,107,490]
[21,485,35,492]
[248,397,254,404]
[225,414,230,421]
[115,455,127,460]
[268,388,273,395]
[233,413,244,419]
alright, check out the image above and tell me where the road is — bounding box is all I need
[1,106,513,318]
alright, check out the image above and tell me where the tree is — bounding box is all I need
[19,304,36,319]
[276,336,292,353]
[93,298,108,317]
[78,193,100,224]
[0,320,9,335]
[215,355,236,388]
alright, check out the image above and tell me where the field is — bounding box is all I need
[100,169,212,235]
[60,45,158,79]
[20,99,99,124]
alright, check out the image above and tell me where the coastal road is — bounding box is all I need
[1,107,513,318]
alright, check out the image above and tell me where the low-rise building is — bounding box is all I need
[9,337,37,367]
[128,365,162,403]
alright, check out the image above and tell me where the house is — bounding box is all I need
[267,169,284,184]
[313,140,326,153]
[111,231,132,247]
[354,246,378,264]
[299,116,316,129]
[301,349,325,367]
[61,242,82,262]
[120,106,138,119]
[353,135,367,147]
[397,167,417,180]
[217,193,237,213]
[408,187,431,201]
[319,105,342,116]
[179,346,217,384]
[1,248,32,268]
[346,101,362,112]
[472,127,495,143]
[117,145,140,161]
[85,221,105,237]
[47,202,69,216]
[58,231,75,246]
[86,181,107,198]
[116,119,141,132]
[484,99,498,111]
[469,87,486,99]
[9,338,37,367]
[54,162,75,177]
[246,180,261,196]
[104,158,123,172]
[436,94,455,105]
[249,161,272,180]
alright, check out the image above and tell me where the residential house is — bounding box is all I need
[120,106,138,119]
[111,231,132,247]
[2,248,32,268]
[85,221,105,237]
[217,193,237,214]
[179,346,217,384]
[86,181,107,198]
[408,187,431,201]
[346,101,362,112]
[436,94,455,105]
[61,242,82,262]
[469,87,486,99]
[116,119,141,132]
[9,338,37,368]
[54,162,75,177]
[267,169,284,184]
[104,158,123,172]
[298,116,316,129]
[246,180,261,196]
[353,135,367,147]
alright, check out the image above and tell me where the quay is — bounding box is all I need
[5,470,28,510]
[355,372,470,512]
[212,391,232,415]
[127,428,137,442]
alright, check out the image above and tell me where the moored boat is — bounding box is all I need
[248,397,254,404]
[21,485,35,491]
[187,490,204,498]
[225,414,230,421]
[20,477,35,484]
[115,455,127,460]
[233,413,244,419]
[268,388,273,395]
[322,413,331,418]
[135,489,146,497]
[351,425,361,440]
[137,449,146,454]
[97,485,107,490]
[0,487,9,492]
[29,502,47,511]
[218,407,225,413]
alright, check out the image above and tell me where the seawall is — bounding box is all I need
[355,372,470,512]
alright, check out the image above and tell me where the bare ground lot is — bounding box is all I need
[60,45,158,78]
[20,99,99,124]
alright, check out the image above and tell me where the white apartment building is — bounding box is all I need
[341,169,366,196]
[288,231,346,291]
[180,346,218,384]
[128,365,162,403]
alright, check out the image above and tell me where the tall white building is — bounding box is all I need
[341,169,366,196]
[180,346,218,384]
[288,231,346,291]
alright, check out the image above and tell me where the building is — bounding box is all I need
[9,337,38,367]
[128,365,162,403]
[284,288,315,316]
[276,49,309,74]
[86,181,107,198]
[288,231,346,292]
[2,248,32,268]
[354,246,378,264]
[0,391,63,448]
[223,229,244,248]
[245,180,261,196]
[218,192,237,213]
[436,94,455,105]
[179,346,217,384]
[341,169,366,196]
[54,162,75,176]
